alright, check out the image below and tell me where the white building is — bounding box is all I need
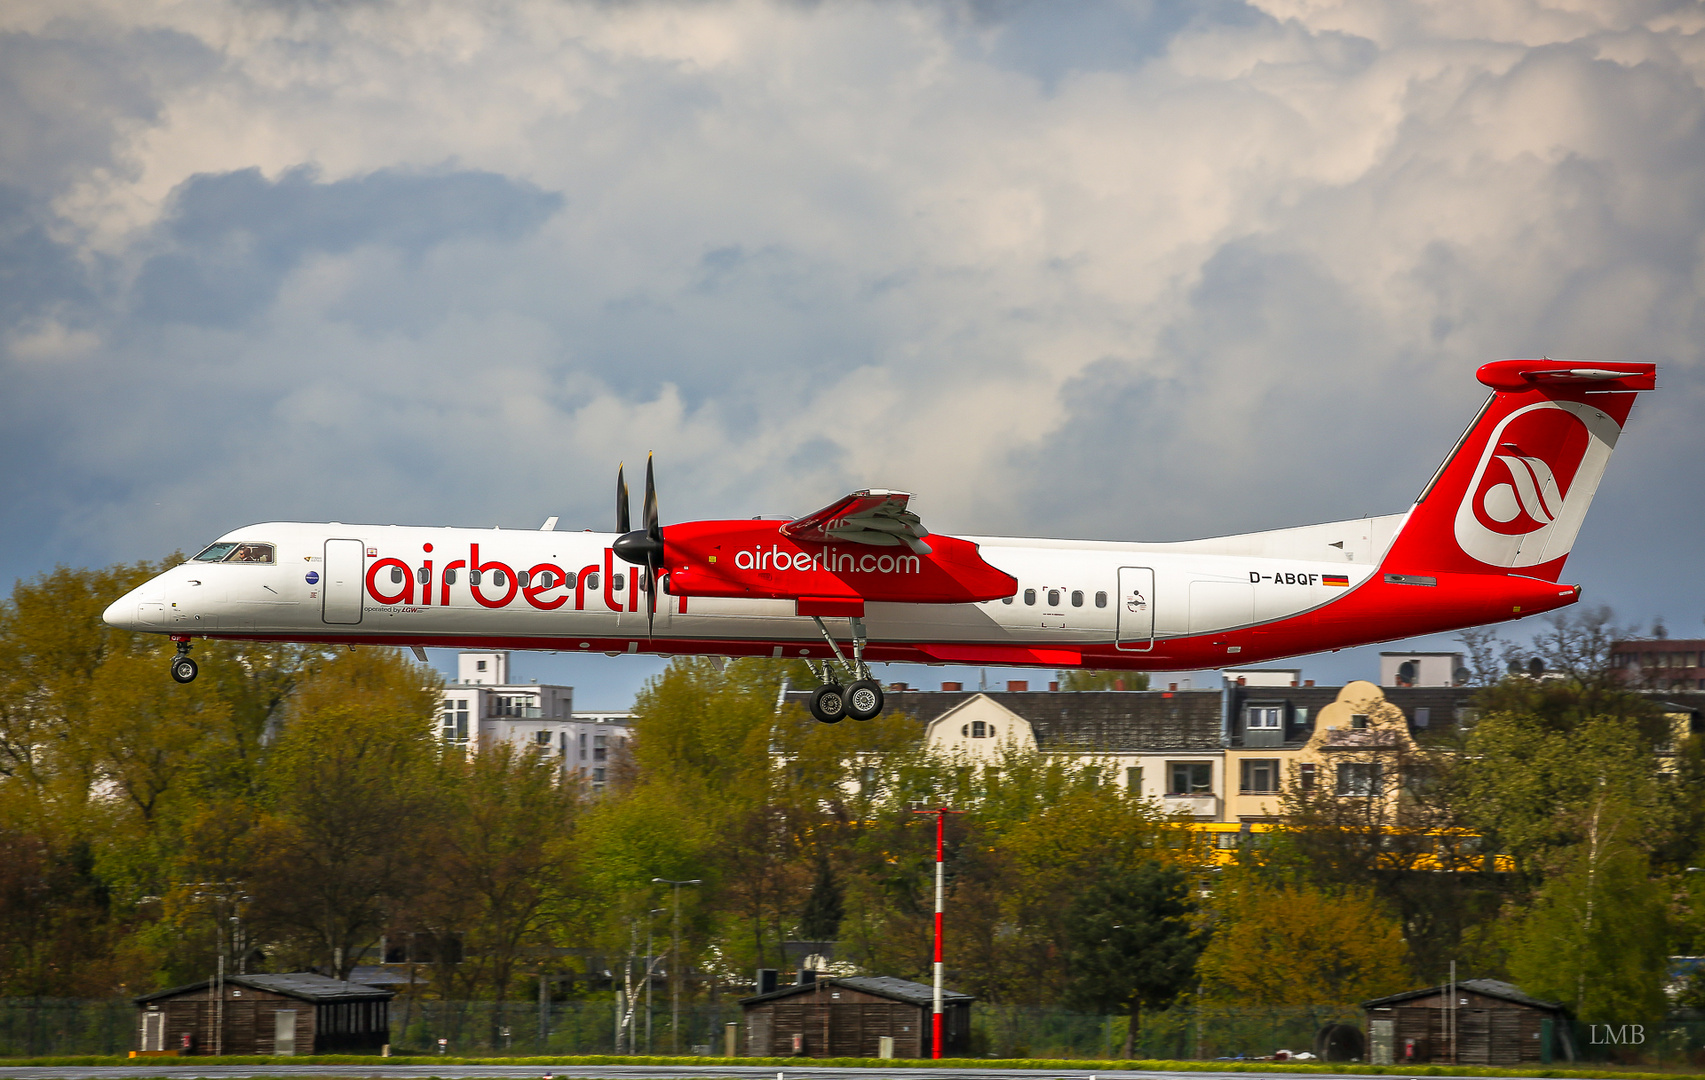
[438,651,630,790]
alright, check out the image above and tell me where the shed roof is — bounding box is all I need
[135,972,394,1005]
[740,975,973,1007]
[1362,978,1562,1012]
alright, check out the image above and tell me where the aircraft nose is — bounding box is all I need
[103,591,141,630]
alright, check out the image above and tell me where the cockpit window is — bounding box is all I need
[192,542,275,564]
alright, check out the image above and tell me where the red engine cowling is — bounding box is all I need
[661,520,1016,607]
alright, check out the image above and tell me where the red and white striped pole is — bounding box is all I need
[914,806,961,1059]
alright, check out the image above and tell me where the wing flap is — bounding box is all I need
[780,489,933,554]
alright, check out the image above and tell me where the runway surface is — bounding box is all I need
[0,1065,1542,1080]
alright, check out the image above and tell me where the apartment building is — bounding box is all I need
[437,651,629,789]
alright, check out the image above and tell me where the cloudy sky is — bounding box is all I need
[4,0,1703,705]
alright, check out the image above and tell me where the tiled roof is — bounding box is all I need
[786,689,1224,751]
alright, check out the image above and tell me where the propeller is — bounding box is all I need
[616,463,631,535]
[612,454,665,636]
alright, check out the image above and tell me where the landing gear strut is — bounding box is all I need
[805,617,884,723]
[169,638,198,684]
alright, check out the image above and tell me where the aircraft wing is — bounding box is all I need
[779,489,933,554]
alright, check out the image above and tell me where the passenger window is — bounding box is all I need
[613,574,624,592]
[417,567,429,584]
[537,571,554,588]
[563,572,576,589]
[391,567,404,585]
[587,572,600,590]
[519,571,531,588]
[1047,589,1061,607]
[1071,590,1084,607]
[1024,589,1036,605]
[470,570,482,585]
[1095,591,1108,608]
[1001,596,1014,605]
[492,570,506,587]
[444,569,457,584]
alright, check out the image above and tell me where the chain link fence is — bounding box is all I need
[3,997,1703,1065]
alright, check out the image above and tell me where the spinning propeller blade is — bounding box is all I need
[612,453,665,637]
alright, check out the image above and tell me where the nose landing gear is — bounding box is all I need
[805,617,885,724]
[169,637,198,684]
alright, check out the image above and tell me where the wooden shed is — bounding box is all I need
[1363,978,1576,1065]
[740,975,973,1058]
[134,972,393,1055]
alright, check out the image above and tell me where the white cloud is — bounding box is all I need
[1,0,1703,653]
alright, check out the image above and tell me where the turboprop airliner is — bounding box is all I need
[105,359,1654,723]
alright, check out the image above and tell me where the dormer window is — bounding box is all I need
[1351,713,1369,729]
[960,721,995,738]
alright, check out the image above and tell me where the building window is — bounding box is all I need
[441,698,469,743]
[1350,713,1369,729]
[1168,762,1212,795]
[1240,759,1279,793]
[1336,762,1382,796]
[476,660,487,671]
[960,720,995,738]
[1299,762,1316,791]
[593,734,608,761]
[1413,707,1431,728]
[535,730,550,745]
[1246,706,1282,731]
[592,768,606,784]
[1126,766,1142,790]
[861,766,879,794]
[579,732,587,759]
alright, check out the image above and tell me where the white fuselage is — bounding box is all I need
[104,515,1405,669]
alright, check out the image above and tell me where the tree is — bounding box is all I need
[798,856,844,942]
[1197,875,1411,1011]
[247,648,443,977]
[1062,860,1207,1058]
[1506,793,1670,1025]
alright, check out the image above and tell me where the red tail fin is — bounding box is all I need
[1380,359,1655,582]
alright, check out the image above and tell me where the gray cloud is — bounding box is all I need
[2,0,1704,704]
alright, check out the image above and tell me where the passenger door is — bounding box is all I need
[1115,567,1155,651]
[322,539,365,625]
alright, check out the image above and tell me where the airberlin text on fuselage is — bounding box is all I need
[363,543,636,612]
[733,546,921,574]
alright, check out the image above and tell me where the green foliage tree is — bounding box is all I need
[247,648,442,977]
[1062,860,1207,1058]
[1506,793,1671,1025]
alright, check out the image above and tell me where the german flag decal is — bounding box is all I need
[1323,574,1350,587]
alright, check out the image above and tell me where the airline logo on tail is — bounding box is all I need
[1453,400,1622,569]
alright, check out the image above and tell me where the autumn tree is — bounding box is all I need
[1197,872,1411,1012]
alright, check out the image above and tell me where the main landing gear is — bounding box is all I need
[805,617,884,724]
[169,637,198,684]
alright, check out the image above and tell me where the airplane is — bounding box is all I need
[104,358,1655,724]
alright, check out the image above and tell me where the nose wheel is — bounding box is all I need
[169,639,198,684]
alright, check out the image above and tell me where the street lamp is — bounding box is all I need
[651,878,702,1054]
[646,907,667,1052]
